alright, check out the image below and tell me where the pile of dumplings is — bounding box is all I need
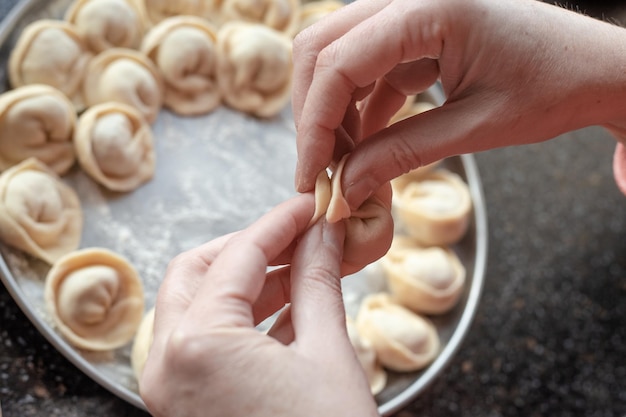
[0,0,475,404]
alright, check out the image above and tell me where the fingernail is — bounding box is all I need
[344,176,377,209]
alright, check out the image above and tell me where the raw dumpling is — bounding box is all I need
[298,0,343,32]
[45,247,145,351]
[82,48,164,123]
[220,0,301,37]
[8,20,92,109]
[356,293,440,372]
[0,158,82,264]
[0,84,76,175]
[310,155,394,276]
[381,236,466,314]
[217,22,292,118]
[346,316,386,395]
[393,169,472,246]
[143,0,209,26]
[141,16,220,115]
[65,0,148,53]
[131,307,155,383]
[74,102,156,192]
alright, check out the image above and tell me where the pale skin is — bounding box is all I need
[142,0,626,415]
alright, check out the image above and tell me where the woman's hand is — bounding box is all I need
[292,0,626,208]
[140,194,380,417]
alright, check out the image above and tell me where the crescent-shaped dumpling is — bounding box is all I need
[65,0,148,53]
[216,22,292,118]
[143,0,209,26]
[45,247,145,351]
[0,158,82,264]
[346,316,387,395]
[131,306,155,383]
[298,0,343,32]
[220,0,301,37]
[8,20,92,110]
[393,169,472,246]
[356,293,440,372]
[141,16,221,116]
[82,48,164,123]
[381,236,466,314]
[310,155,394,276]
[0,85,76,175]
[74,102,156,192]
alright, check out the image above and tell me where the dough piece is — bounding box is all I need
[393,169,472,246]
[310,155,394,275]
[0,158,82,264]
[217,22,292,118]
[0,85,76,175]
[220,0,301,37]
[131,306,155,383]
[8,20,92,110]
[298,0,343,32]
[141,16,221,115]
[74,102,156,192]
[82,48,164,123]
[390,162,441,196]
[381,237,466,314]
[143,0,210,26]
[65,0,148,53]
[45,247,145,351]
[346,316,386,395]
[356,293,440,372]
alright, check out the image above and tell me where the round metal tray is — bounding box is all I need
[0,1,488,415]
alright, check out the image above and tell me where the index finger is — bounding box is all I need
[293,0,447,191]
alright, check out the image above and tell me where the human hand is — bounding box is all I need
[292,0,626,208]
[140,194,380,417]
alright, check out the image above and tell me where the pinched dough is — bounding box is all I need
[141,16,221,115]
[45,247,145,351]
[216,22,292,118]
[74,102,156,192]
[0,158,82,264]
[82,48,164,123]
[8,19,92,110]
[65,0,148,53]
[0,84,76,175]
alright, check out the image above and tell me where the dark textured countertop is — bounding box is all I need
[1,1,625,416]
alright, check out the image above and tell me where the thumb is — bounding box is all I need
[342,101,497,209]
[289,219,349,351]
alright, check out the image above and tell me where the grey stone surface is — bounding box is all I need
[0,0,625,416]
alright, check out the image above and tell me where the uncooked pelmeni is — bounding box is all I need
[298,0,343,32]
[45,247,145,351]
[131,307,155,384]
[381,236,466,314]
[0,84,76,175]
[217,22,292,118]
[143,0,210,26]
[220,0,301,37]
[82,48,164,123]
[74,102,156,192]
[393,169,472,246]
[141,16,220,115]
[65,0,148,53]
[8,20,92,109]
[356,293,440,372]
[0,158,82,264]
[346,316,386,395]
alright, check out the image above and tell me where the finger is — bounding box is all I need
[290,219,348,350]
[292,0,392,192]
[180,193,315,331]
[251,265,292,325]
[266,305,295,345]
